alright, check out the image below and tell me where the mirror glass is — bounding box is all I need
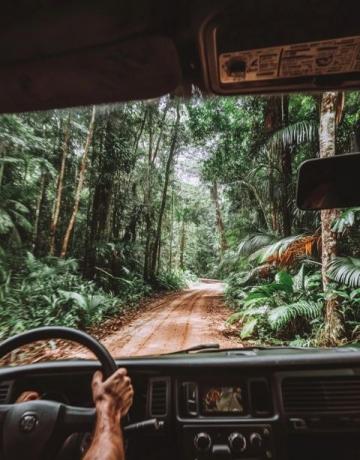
[297,153,360,210]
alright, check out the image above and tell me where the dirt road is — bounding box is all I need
[69,280,240,359]
[2,280,240,365]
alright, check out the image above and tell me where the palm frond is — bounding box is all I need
[250,234,319,267]
[266,120,318,154]
[269,300,323,330]
[328,257,360,288]
[237,233,277,258]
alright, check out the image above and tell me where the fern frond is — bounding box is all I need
[269,301,323,330]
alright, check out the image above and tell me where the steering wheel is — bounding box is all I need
[0,326,118,460]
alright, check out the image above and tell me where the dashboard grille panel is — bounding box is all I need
[0,382,12,404]
[149,378,169,417]
[282,376,360,414]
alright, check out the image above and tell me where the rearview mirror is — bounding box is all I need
[297,153,360,210]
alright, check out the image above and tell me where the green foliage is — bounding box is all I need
[265,120,317,154]
[237,234,277,258]
[331,208,360,234]
[269,301,323,330]
[155,270,196,291]
[226,265,325,343]
[1,90,360,352]
[0,254,152,339]
[328,257,360,288]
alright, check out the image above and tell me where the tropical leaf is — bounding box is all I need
[250,234,319,267]
[243,293,271,308]
[58,291,88,310]
[249,235,301,263]
[237,233,277,258]
[304,272,322,291]
[0,210,14,234]
[266,120,318,154]
[293,265,306,292]
[328,257,360,288]
[0,157,24,164]
[331,208,360,234]
[227,312,243,325]
[240,318,258,339]
[9,210,32,232]
[275,271,293,290]
[269,300,323,330]
[241,306,269,317]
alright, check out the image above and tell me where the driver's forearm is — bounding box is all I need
[83,412,125,460]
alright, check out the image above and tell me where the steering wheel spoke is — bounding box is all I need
[61,405,96,433]
[0,404,11,429]
[0,404,10,446]
[0,327,118,460]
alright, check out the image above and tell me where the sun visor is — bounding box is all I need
[0,36,182,113]
[200,0,360,95]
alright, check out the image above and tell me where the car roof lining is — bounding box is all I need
[1,0,360,113]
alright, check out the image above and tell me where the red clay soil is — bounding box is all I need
[3,281,241,364]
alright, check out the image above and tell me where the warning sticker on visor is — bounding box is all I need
[219,36,360,84]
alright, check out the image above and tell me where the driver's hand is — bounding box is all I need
[16,391,40,403]
[91,368,134,420]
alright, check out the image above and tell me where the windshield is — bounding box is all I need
[1,92,360,364]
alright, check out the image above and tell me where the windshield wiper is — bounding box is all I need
[167,343,221,354]
[164,344,316,356]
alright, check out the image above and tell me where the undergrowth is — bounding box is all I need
[0,253,192,340]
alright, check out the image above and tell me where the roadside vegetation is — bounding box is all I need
[190,92,360,346]
[1,91,360,348]
[0,102,197,340]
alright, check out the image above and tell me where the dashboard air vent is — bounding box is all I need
[0,381,12,404]
[250,379,273,416]
[282,376,360,414]
[148,378,170,418]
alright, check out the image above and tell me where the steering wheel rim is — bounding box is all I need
[0,326,117,377]
[0,326,118,460]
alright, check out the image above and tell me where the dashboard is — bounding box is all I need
[1,347,360,460]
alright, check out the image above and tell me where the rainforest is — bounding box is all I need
[1,91,360,361]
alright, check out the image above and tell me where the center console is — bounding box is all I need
[177,379,278,459]
[183,424,273,459]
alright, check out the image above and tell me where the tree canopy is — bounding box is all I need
[1,91,360,348]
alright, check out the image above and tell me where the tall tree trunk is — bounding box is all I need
[265,97,282,234]
[60,106,96,258]
[269,150,277,231]
[0,147,5,189]
[143,218,152,280]
[239,180,271,232]
[265,96,292,236]
[150,102,180,277]
[179,219,186,270]
[210,181,228,256]
[169,189,174,270]
[281,95,292,236]
[157,235,161,273]
[143,107,155,281]
[319,92,342,344]
[49,115,71,255]
[32,172,46,252]
[143,101,171,280]
[133,106,148,154]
